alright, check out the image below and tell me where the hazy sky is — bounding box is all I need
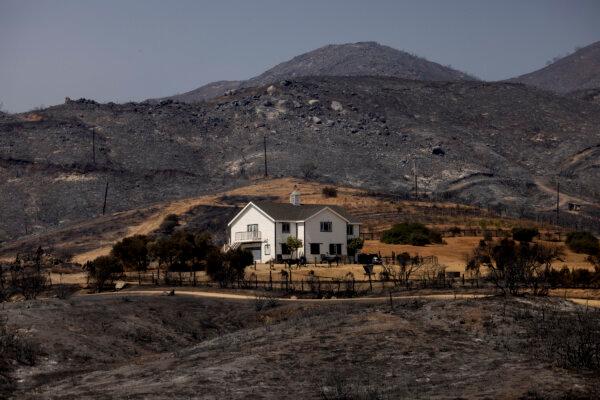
[1,0,599,112]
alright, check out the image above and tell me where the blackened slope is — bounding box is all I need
[510,41,600,93]
[1,76,599,241]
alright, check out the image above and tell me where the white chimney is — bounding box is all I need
[290,187,301,206]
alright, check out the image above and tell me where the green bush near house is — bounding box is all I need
[381,223,442,246]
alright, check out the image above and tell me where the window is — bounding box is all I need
[347,225,354,235]
[281,222,290,233]
[247,224,258,232]
[320,221,332,232]
[281,243,291,255]
[264,243,270,255]
[310,243,321,255]
[329,243,342,255]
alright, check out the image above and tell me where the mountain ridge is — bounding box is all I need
[163,42,478,103]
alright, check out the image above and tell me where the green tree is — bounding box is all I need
[111,235,149,284]
[85,255,123,292]
[347,237,364,258]
[286,236,303,260]
[148,236,177,282]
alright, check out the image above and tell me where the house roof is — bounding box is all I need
[253,201,360,223]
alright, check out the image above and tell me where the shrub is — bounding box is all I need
[512,227,539,243]
[84,255,123,292]
[566,231,600,255]
[467,238,564,295]
[321,186,338,198]
[254,294,280,311]
[448,226,462,236]
[483,230,493,242]
[206,249,253,287]
[381,223,442,246]
[1,316,41,394]
[347,237,364,257]
[530,305,600,371]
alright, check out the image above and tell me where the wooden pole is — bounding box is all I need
[556,177,560,226]
[102,179,109,215]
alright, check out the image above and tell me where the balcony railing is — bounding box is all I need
[234,231,262,242]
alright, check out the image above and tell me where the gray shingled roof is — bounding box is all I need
[253,201,360,223]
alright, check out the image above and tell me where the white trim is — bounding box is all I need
[227,202,361,226]
[227,202,275,227]
[304,206,350,223]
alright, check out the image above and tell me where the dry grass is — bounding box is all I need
[1,177,584,270]
[364,238,596,271]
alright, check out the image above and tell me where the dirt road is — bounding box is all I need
[82,288,600,308]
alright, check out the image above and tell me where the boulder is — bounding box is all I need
[330,101,343,112]
[311,116,322,124]
[308,99,320,106]
[266,85,276,95]
[432,146,446,156]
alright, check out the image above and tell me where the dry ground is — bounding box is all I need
[3,292,598,399]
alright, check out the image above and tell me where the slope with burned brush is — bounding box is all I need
[1,76,600,242]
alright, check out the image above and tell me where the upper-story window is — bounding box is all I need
[320,221,332,232]
[281,222,290,233]
[247,224,258,232]
[347,224,354,235]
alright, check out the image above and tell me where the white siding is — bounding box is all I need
[347,223,360,239]
[275,221,305,258]
[297,222,305,257]
[229,205,275,262]
[304,209,349,262]
[229,203,357,263]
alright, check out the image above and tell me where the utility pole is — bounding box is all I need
[263,135,268,178]
[102,180,109,215]
[555,176,560,226]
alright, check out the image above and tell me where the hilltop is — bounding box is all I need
[510,41,600,93]
[165,42,477,103]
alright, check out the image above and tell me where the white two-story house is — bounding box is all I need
[227,189,360,262]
